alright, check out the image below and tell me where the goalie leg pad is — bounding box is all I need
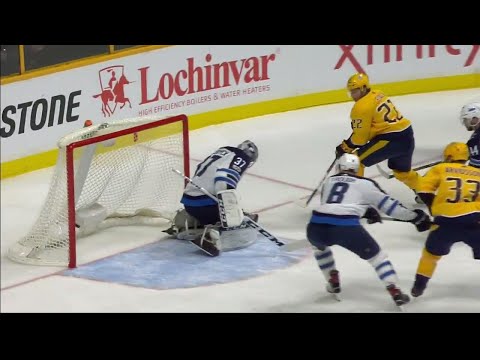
[177,228,205,241]
[164,208,204,238]
[189,226,221,257]
[173,209,201,233]
[217,189,244,228]
[217,225,257,252]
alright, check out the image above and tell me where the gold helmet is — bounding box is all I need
[443,142,469,162]
[347,73,370,91]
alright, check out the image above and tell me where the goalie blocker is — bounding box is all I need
[217,189,244,228]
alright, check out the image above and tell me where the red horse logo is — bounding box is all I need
[93,65,132,117]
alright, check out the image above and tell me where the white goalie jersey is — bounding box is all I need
[178,145,256,253]
[311,173,417,224]
[181,146,252,208]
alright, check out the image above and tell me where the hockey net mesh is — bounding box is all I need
[8,114,188,267]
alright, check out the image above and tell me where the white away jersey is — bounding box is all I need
[181,146,252,207]
[310,173,416,225]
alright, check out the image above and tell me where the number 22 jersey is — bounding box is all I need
[349,89,412,147]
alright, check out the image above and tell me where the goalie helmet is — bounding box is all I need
[443,142,469,163]
[238,140,259,167]
[337,153,360,173]
[460,102,480,131]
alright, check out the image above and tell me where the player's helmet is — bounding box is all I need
[337,153,360,173]
[347,73,370,91]
[460,102,480,131]
[238,140,258,167]
[443,142,469,163]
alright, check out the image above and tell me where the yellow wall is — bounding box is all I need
[1,71,479,180]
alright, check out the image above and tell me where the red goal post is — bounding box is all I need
[8,114,189,268]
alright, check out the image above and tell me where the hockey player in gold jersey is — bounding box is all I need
[335,73,420,193]
[412,142,480,297]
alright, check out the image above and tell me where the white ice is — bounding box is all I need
[1,88,480,312]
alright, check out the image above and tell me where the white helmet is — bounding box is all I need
[337,153,360,173]
[460,102,480,131]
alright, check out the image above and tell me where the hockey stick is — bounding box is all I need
[295,157,337,208]
[172,169,286,248]
[376,160,442,179]
[281,216,418,252]
[281,214,425,252]
[379,217,412,223]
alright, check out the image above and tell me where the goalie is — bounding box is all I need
[165,140,259,257]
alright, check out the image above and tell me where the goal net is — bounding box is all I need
[7,114,189,268]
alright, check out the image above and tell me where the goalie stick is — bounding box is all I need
[172,168,287,248]
[376,160,442,179]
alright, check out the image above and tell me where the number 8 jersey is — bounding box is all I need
[311,173,416,226]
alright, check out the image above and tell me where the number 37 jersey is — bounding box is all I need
[311,173,416,225]
[182,146,252,207]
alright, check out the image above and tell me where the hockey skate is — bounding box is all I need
[411,276,428,298]
[189,227,220,257]
[163,209,204,237]
[326,270,341,301]
[386,284,410,307]
[410,285,425,298]
[326,270,341,293]
[163,225,178,236]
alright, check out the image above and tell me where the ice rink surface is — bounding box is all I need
[1,88,479,312]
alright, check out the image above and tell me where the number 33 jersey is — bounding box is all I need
[181,146,252,207]
[417,162,480,221]
[311,173,416,225]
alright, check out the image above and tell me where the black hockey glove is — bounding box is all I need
[335,144,347,158]
[410,209,431,232]
[363,207,382,224]
[335,140,355,159]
